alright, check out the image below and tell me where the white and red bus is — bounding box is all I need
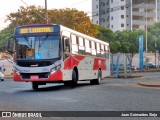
[7,24,110,90]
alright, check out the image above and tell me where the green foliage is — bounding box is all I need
[0,27,14,51]
[96,25,115,42]
[148,22,160,53]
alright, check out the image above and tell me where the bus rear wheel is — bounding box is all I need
[90,70,101,85]
[32,82,39,90]
[70,70,77,88]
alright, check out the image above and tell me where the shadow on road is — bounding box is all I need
[14,82,93,93]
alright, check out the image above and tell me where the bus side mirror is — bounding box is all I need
[6,37,15,54]
[7,39,10,48]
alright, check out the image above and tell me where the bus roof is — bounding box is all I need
[16,24,109,46]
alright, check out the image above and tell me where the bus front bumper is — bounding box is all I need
[13,70,63,82]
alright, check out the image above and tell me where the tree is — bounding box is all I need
[148,22,160,53]
[96,25,115,42]
[0,27,14,52]
[6,6,98,37]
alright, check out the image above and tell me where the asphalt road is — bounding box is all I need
[1,72,160,120]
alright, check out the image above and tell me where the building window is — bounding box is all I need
[106,2,109,5]
[107,9,109,13]
[96,5,98,9]
[121,24,124,27]
[103,19,105,23]
[111,0,113,3]
[111,25,113,28]
[102,10,105,14]
[111,16,113,20]
[121,6,124,10]
[111,8,113,12]
[96,21,99,24]
[103,3,105,7]
[121,15,124,19]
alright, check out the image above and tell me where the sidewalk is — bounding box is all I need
[137,81,160,87]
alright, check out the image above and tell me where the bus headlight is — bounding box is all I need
[50,65,61,74]
[15,70,20,76]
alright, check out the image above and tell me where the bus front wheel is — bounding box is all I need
[32,82,39,90]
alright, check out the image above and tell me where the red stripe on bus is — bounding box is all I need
[93,58,106,70]
[64,55,85,69]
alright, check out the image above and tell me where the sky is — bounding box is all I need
[0,0,92,30]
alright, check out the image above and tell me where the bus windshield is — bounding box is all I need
[15,35,60,60]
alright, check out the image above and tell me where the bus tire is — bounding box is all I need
[32,82,38,90]
[90,80,95,85]
[70,70,77,88]
[91,70,101,85]
[64,81,70,86]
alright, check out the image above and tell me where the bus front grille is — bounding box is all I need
[20,73,49,79]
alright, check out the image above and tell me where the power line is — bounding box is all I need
[20,0,47,22]
[64,0,89,8]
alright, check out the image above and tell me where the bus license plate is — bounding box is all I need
[30,75,39,79]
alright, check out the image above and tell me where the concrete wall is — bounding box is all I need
[132,53,159,68]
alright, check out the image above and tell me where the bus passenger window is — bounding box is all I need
[79,37,85,55]
[71,35,78,54]
[85,39,91,55]
[96,43,101,57]
[101,44,105,58]
[91,41,96,56]
[105,46,109,59]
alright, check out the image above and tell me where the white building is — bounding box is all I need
[92,0,160,32]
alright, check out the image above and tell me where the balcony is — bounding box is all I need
[132,20,155,26]
[133,4,156,9]
[132,11,156,17]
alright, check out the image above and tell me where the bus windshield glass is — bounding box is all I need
[15,35,60,60]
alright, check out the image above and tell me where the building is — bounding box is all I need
[92,0,160,32]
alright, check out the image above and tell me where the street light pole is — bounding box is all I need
[145,0,148,53]
[45,0,48,24]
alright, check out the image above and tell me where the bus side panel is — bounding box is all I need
[93,58,106,70]
[62,55,85,81]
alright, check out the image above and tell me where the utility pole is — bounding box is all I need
[45,0,48,24]
[145,0,148,53]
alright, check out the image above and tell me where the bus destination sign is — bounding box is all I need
[20,27,53,34]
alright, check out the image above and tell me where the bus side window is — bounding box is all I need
[71,34,78,54]
[96,43,101,57]
[78,37,85,55]
[63,36,70,59]
[101,44,105,58]
[105,45,109,59]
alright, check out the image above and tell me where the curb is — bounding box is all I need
[137,83,160,87]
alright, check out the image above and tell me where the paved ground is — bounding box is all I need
[1,72,160,120]
[109,71,160,88]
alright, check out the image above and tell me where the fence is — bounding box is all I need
[110,53,132,78]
